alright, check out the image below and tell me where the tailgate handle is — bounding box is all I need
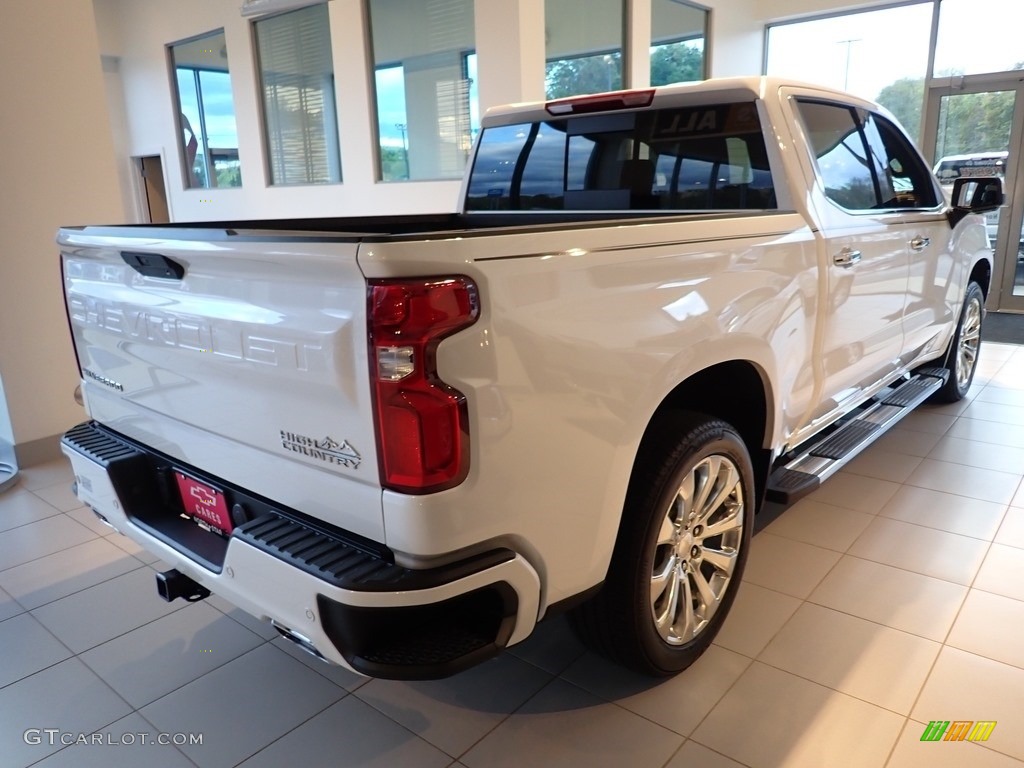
[121,251,185,280]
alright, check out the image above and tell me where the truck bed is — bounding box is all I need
[66,209,777,242]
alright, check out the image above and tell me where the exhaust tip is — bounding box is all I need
[272,620,330,664]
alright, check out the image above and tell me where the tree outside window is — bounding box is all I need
[650,0,707,87]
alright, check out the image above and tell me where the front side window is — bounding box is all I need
[861,113,938,208]
[368,0,478,182]
[465,102,776,212]
[170,31,242,189]
[797,100,937,211]
[254,4,341,185]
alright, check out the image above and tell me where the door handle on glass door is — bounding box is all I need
[833,247,862,268]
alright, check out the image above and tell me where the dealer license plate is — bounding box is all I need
[174,471,233,534]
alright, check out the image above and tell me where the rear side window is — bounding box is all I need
[797,99,939,211]
[465,102,777,211]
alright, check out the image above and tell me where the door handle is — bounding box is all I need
[909,235,931,252]
[833,247,862,268]
[121,251,186,280]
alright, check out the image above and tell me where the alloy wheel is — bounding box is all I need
[957,295,982,391]
[649,454,745,645]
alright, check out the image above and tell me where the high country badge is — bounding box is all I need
[280,431,361,469]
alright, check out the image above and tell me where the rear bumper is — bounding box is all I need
[61,422,541,679]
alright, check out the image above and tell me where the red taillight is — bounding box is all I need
[368,277,479,494]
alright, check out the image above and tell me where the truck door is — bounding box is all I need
[866,114,954,364]
[791,98,921,416]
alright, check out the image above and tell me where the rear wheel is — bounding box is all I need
[570,413,754,676]
[932,281,984,403]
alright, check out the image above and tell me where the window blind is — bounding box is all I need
[255,4,341,184]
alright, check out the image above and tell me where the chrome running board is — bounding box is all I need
[765,368,948,505]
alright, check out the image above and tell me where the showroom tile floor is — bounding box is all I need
[3,343,1024,767]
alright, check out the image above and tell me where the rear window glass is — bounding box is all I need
[465,102,777,212]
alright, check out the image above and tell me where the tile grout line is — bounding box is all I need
[749,651,934,721]
[880,716,914,768]
[0,560,151,615]
[0,515,103,574]
[2,612,158,768]
[347,666,554,763]
[896,535,990,749]
[27,585,196,658]
[211,679,351,768]
[76,613,273,710]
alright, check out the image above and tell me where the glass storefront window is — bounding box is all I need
[170,31,243,189]
[545,0,624,99]
[650,0,707,87]
[368,0,477,182]
[766,3,933,140]
[934,0,1024,77]
[254,4,342,185]
[932,90,1017,289]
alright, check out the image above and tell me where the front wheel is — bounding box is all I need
[931,281,984,403]
[569,413,754,676]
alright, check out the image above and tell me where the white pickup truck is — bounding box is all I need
[59,77,1001,680]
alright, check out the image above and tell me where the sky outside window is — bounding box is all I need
[766,3,934,141]
[766,4,933,102]
[170,30,242,189]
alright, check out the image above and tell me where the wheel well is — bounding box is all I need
[638,361,772,509]
[970,259,991,299]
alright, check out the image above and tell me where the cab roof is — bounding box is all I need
[481,76,879,128]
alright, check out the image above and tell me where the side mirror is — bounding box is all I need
[948,176,1003,229]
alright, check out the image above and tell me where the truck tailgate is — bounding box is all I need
[58,228,383,541]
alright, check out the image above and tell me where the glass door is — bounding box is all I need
[0,371,18,493]
[921,80,1024,312]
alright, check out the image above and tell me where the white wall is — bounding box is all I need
[702,0,763,77]
[474,0,546,107]
[0,0,123,452]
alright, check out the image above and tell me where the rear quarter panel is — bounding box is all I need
[358,212,819,608]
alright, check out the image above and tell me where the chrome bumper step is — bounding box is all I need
[765,368,948,505]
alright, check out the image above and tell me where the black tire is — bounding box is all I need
[569,412,754,676]
[931,281,984,403]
